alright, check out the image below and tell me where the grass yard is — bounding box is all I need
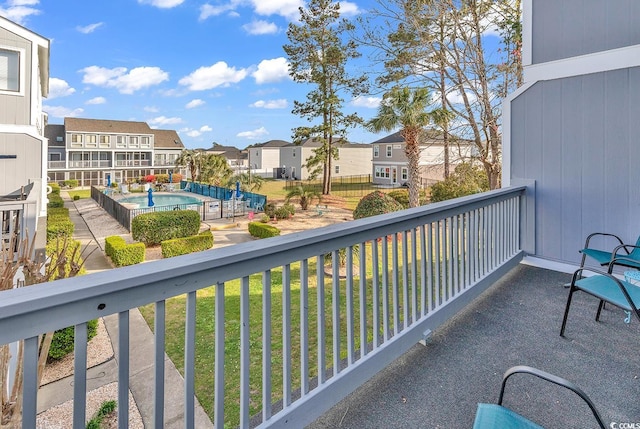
[67,189,91,199]
[139,239,438,427]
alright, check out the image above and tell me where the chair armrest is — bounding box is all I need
[498,365,606,428]
[583,232,624,249]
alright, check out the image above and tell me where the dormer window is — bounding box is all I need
[0,48,20,92]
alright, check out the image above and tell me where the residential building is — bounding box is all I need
[279,138,372,180]
[0,16,49,252]
[371,129,474,187]
[204,143,247,171]
[248,139,290,178]
[45,118,185,187]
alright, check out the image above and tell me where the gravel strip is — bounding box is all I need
[36,382,142,429]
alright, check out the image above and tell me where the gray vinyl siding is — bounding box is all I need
[0,27,32,125]
[0,133,42,195]
[510,67,640,264]
[532,0,640,64]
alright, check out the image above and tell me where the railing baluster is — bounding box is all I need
[262,272,272,422]
[214,282,225,428]
[282,265,292,406]
[346,247,354,364]
[427,223,434,311]
[359,242,367,359]
[372,239,380,348]
[240,276,250,428]
[73,322,88,428]
[401,231,409,329]
[420,225,427,316]
[435,221,442,306]
[317,255,326,384]
[154,300,166,428]
[392,234,400,335]
[332,251,340,376]
[118,310,129,429]
[452,216,459,295]
[23,336,38,429]
[382,238,390,341]
[300,260,309,396]
[411,228,418,321]
[184,292,196,429]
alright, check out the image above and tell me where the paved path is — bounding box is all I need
[37,193,213,428]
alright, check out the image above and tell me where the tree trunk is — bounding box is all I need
[403,128,422,208]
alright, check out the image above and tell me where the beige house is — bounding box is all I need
[371,130,474,187]
[280,138,372,180]
[247,139,290,178]
[45,118,184,187]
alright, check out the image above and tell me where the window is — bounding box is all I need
[116,136,126,147]
[374,166,391,179]
[129,136,139,147]
[335,165,340,174]
[99,135,110,146]
[141,136,150,147]
[71,134,83,147]
[85,135,97,148]
[386,145,392,157]
[293,150,296,157]
[401,167,408,181]
[56,136,63,142]
[0,49,19,92]
[373,145,379,158]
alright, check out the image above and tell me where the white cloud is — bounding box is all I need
[80,65,169,94]
[179,61,248,91]
[43,105,84,118]
[200,125,212,132]
[144,105,159,112]
[148,116,183,126]
[77,22,104,34]
[186,129,201,137]
[199,2,238,20]
[338,1,360,17]
[185,99,205,109]
[183,125,212,138]
[0,1,41,25]
[444,88,478,105]
[351,96,381,109]
[237,126,269,140]
[250,99,287,109]
[86,96,106,105]
[137,0,184,8]
[48,78,75,99]
[243,20,278,35]
[250,0,302,20]
[252,57,290,84]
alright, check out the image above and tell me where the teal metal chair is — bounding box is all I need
[580,232,640,272]
[561,266,640,335]
[473,366,605,428]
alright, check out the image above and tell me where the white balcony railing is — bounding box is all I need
[0,186,530,428]
[68,160,111,168]
[115,160,152,167]
[47,161,66,169]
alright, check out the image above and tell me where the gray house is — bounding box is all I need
[504,0,640,269]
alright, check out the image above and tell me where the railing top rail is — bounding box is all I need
[0,186,526,344]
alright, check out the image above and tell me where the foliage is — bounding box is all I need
[200,154,233,186]
[285,185,322,210]
[155,173,183,184]
[131,210,201,246]
[63,179,78,188]
[353,191,404,220]
[387,189,427,209]
[86,400,117,429]
[274,205,293,220]
[47,193,64,208]
[367,86,449,208]
[175,149,203,182]
[284,0,368,194]
[248,222,281,238]
[48,320,98,360]
[45,238,86,278]
[429,163,489,202]
[48,182,61,195]
[227,172,264,192]
[161,230,214,258]
[73,194,80,201]
[264,202,277,218]
[143,174,156,183]
[47,209,75,241]
[104,236,146,267]
[324,245,360,267]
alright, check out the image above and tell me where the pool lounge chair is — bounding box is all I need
[473,366,605,429]
[580,232,640,272]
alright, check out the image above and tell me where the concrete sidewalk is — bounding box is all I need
[37,193,213,428]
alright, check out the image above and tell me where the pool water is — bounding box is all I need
[120,194,202,208]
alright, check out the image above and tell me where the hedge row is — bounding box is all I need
[48,320,98,360]
[132,210,200,246]
[105,236,145,267]
[248,222,280,239]
[161,230,213,258]
[46,204,74,241]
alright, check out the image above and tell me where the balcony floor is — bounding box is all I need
[308,264,640,428]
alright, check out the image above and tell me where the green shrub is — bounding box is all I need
[387,189,428,209]
[131,210,200,246]
[47,193,64,208]
[73,194,80,201]
[105,235,145,267]
[49,319,98,360]
[47,207,69,218]
[161,230,213,258]
[264,202,277,218]
[46,217,74,241]
[274,206,291,220]
[48,182,60,195]
[86,400,117,429]
[429,163,490,203]
[260,214,270,223]
[248,222,280,238]
[353,191,404,220]
[63,179,78,188]
[45,238,85,278]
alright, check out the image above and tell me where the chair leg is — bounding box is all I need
[595,300,605,321]
[560,288,576,337]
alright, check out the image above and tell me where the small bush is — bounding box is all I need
[429,163,489,203]
[264,202,277,218]
[47,193,64,208]
[274,206,291,220]
[161,230,213,258]
[248,222,280,238]
[46,217,74,241]
[47,207,69,218]
[49,319,98,360]
[353,191,404,220]
[387,189,427,209]
[260,214,270,223]
[48,182,60,195]
[45,238,85,278]
[86,400,117,429]
[105,235,145,267]
[63,179,78,188]
[131,210,200,246]
[73,194,80,201]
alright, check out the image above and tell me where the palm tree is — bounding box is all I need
[285,185,321,210]
[227,172,264,193]
[367,86,446,208]
[200,154,233,186]
[175,149,202,182]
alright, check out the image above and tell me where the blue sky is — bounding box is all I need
[1,0,392,149]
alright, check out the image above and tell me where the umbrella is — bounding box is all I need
[169,171,173,183]
[236,181,242,198]
[106,174,111,187]
[147,188,155,207]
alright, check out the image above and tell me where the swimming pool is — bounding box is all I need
[119,194,203,208]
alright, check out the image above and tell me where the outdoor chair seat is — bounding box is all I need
[561,266,640,336]
[473,366,605,429]
[580,232,640,271]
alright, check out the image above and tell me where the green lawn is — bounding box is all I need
[67,189,91,199]
[138,241,433,427]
